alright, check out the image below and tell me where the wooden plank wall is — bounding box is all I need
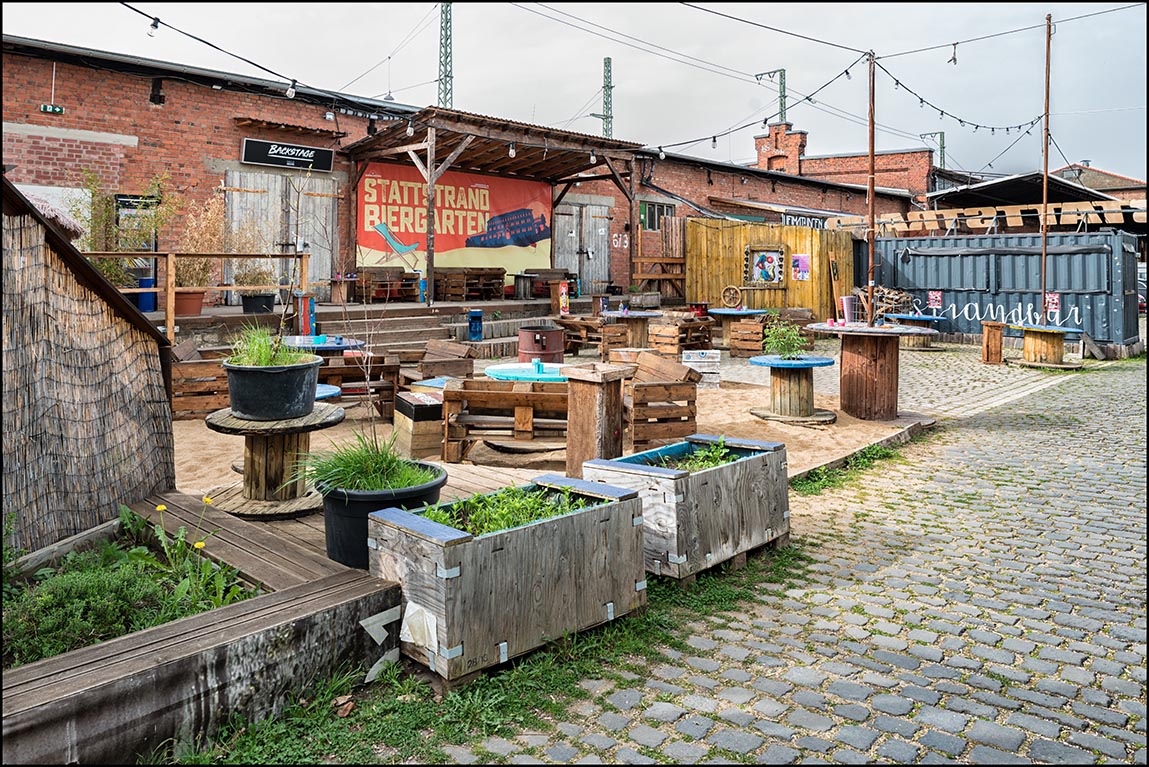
[684,220,855,322]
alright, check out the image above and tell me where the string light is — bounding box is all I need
[285,79,296,99]
[508,142,516,158]
[406,119,415,137]
[844,69,852,80]
[711,136,717,149]
[589,150,596,164]
[147,17,160,37]
[658,147,665,160]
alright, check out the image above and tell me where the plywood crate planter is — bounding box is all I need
[394,391,444,459]
[681,349,720,389]
[367,475,645,682]
[582,434,789,581]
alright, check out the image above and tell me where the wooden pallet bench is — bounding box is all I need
[648,312,714,356]
[442,378,569,462]
[356,266,420,303]
[317,352,400,417]
[552,315,629,359]
[625,352,702,449]
[397,339,476,388]
[432,267,507,301]
[522,268,577,297]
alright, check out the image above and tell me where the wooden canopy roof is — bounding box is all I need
[342,106,643,185]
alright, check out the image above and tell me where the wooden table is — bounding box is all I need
[1007,324,1084,369]
[806,322,937,421]
[601,310,662,348]
[885,313,945,350]
[204,402,345,518]
[748,355,836,424]
[707,308,770,348]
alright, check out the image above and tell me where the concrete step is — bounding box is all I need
[318,315,444,336]
[441,316,562,342]
[465,336,520,360]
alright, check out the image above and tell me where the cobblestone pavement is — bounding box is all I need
[463,339,1146,764]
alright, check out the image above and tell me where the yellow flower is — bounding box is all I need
[203,496,214,505]
[155,504,167,512]
[194,541,206,550]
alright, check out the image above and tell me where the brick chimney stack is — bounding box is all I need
[754,122,807,175]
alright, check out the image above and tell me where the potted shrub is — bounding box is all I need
[292,431,448,569]
[582,434,790,581]
[752,317,836,422]
[174,255,217,316]
[232,257,277,314]
[365,474,644,681]
[761,317,813,359]
[222,324,323,421]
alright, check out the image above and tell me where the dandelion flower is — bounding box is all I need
[203,496,214,505]
[156,504,167,511]
[194,541,206,550]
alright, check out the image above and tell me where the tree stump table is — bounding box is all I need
[747,355,837,425]
[885,313,945,351]
[1007,324,1084,370]
[205,402,345,518]
[806,322,937,421]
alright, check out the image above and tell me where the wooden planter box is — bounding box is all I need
[367,475,645,682]
[626,291,661,309]
[582,434,789,581]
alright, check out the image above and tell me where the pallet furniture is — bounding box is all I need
[647,312,714,356]
[981,321,1005,364]
[730,309,816,358]
[708,308,769,348]
[204,402,345,517]
[583,434,790,583]
[356,266,420,303]
[397,339,476,389]
[441,378,569,462]
[317,352,400,418]
[521,268,577,297]
[432,267,507,301]
[367,475,644,684]
[625,351,702,449]
[552,315,629,360]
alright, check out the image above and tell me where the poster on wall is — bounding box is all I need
[357,162,552,279]
[747,248,785,285]
[1044,292,1060,313]
[928,290,943,309]
[791,253,810,281]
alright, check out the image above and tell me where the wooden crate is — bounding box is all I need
[730,319,766,358]
[367,475,645,682]
[583,434,790,581]
[648,314,713,356]
[172,358,229,419]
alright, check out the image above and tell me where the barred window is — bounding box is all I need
[639,201,675,231]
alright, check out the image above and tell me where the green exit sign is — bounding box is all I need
[39,104,64,114]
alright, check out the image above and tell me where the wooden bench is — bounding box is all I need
[441,378,569,462]
[356,266,419,303]
[317,352,400,418]
[552,315,629,360]
[648,311,715,356]
[625,351,702,450]
[523,268,577,297]
[432,267,507,301]
[397,339,476,389]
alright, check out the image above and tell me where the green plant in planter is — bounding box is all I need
[292,431,438,492]
[656,437,738,472]
[761,319,808,359]
[227,324,311,367]
[421,485,592,537]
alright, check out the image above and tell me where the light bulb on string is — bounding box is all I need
[844,69,852,80]
[508,143,516,158]
[658,147,665,160]
[711,136,717,149]
[285,79,296,99]
[148,17,160,37]
[589,150,596,164]
[406,119,415,137]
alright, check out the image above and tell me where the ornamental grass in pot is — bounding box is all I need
[292,431,448,569]
[223,324,323,421]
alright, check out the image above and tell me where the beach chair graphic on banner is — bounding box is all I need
[374,222,418,255]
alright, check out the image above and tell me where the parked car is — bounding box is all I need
[1138,278,1146,313]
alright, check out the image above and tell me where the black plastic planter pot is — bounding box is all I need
[320,464,449,569]
[240,294,275,313]
[223,355,323,421]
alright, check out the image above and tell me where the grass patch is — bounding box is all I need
[176,542,815,764]
[789,443,901,496]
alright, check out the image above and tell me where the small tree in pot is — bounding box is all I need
[760,317,811,359]
[232,258,277,313]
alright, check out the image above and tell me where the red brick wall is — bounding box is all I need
[2,52,370,259]
[799,150,934,201]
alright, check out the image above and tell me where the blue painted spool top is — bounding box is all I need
[748,354,835,368]
[484,361,567,382]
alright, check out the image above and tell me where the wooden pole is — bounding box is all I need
[1040,14,1052,326]
[426,127,436,307]
[562,363,628,478]
[866,51,876,327]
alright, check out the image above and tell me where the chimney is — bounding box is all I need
[1080,159,1091,167]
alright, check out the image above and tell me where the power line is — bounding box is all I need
[339,4,440,91]
[879,3,1145,60]
[679,2,867,55]
[976,120,1038,173]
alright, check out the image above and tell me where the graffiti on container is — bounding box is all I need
[912,297,1082,327]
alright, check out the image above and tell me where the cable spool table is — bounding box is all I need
[884,313,945,350]
[1007,324,1084,370]
[806,322,937,421]
[747,355,837,424]
[707,308,770,349]
[205,402,345,518]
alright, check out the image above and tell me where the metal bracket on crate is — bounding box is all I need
[632,514,644,527]
[668,553,687,565]
[439,643,464,660]
[498,641,508,663]
[606,602,615,621]
[652,560,662,575]
[436,564,461,579]
[635,580,647,592]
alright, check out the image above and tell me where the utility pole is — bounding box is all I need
[438,2,453,108]
[1040,13,1051,326]
[920,131,945,169]
[756,68,787,122]
[866,51,876,326]
[590,57,613,138]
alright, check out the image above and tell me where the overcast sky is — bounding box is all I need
[4,2,1146,183]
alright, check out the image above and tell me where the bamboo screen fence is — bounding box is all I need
[685,219,856,321]
[3,211,175,553]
